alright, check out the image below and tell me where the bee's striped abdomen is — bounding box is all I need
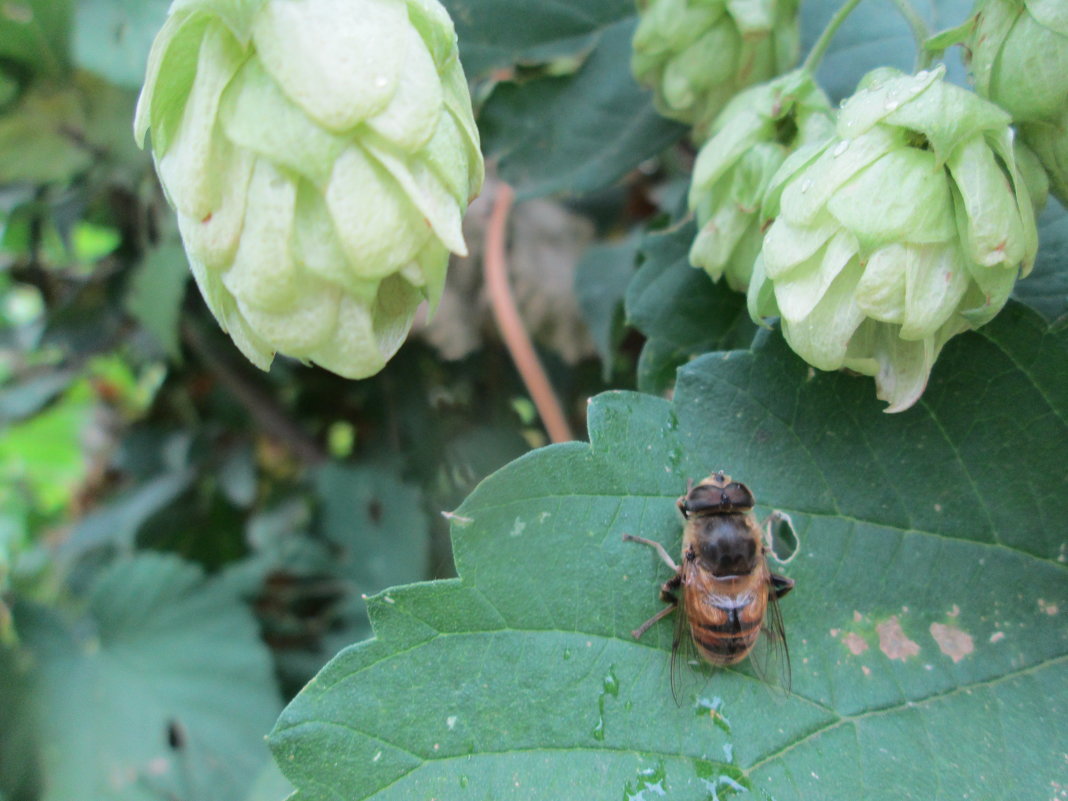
[687,591,765,666]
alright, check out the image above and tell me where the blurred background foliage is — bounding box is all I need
[1,1,1066,800]
[0,1,661,799]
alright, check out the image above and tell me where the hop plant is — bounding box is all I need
[135,0,484,378]
[631,0,800,139]
[968,0,1068,203]
[688,70,834,291]
[748,66,1038,412]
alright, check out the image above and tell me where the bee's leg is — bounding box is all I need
[769,573,795,599]
[631,600,677,640]
[659,572,682,603]
[676,479,695,518]
[622,533,680,572]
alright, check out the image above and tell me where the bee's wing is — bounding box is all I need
[748,568,792,694]
[669,590,697,705]
[668,562,716,706]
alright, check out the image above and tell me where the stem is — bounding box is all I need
[801,0,868,74]
[483,183,575,445]
[181,318,327,465]
[890,0,934,70]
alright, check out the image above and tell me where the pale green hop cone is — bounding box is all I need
[631,0,800,140]
[749,66,1038,412]
[135,0,484,378]
[688,70,834,291]
[968,0,1068,203]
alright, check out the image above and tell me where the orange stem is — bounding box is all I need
[483,183,575,444]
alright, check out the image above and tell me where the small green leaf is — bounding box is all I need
[0,369,76,426]
[0,86,91,184]
[125,242,190,360]
[575,235,640,379]
[0,379,92,515]
[14,553,281,801]
[479,18,686,198]
[625,221,757,393]
[61,468,196,559]
[1014,198,1068,327]
[271,302,1067,800]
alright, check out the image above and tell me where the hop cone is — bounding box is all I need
[135,0,484,378]
[688,70,834,291]
[749,67,1038,412]
[631,0,800,139]
[969,0,1068,203]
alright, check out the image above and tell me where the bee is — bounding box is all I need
[623,471,794,694]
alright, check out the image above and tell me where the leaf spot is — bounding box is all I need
[842,632,869,655]
[446,715,458,730]
[861,665,871,676]
[1038,599,1059,616]
[989,631,1006,643]
[509,517,526,537]
[929,622,974,663]
[876,616,920,661]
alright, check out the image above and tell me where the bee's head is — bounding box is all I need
[681,472,755,517]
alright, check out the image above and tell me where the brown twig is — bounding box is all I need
[483,183,575,444]
[180,318,327,465]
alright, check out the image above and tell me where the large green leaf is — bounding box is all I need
[270,301,1067,800]
[12,553,282,801]
[478,18,686,199]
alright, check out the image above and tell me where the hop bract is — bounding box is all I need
[631,0,800,139]
[135,0,484,378]
[969,0,1068,203]
[749,66,1038,412]
[688,70,833,291]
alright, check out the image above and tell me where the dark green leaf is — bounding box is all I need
[313,461,430,639]
[0,0,71,79]
[444,0,632,77]
[61,468,196,559]
[73,0,169,88]
[625,221,757,393]
[0,86,91,184]
[270,300,1067,800]
[15,553,281,801]
[575,235,640,379]
[1014,199,1068,327]
[0,369,76,426]
[479,18,686,199]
